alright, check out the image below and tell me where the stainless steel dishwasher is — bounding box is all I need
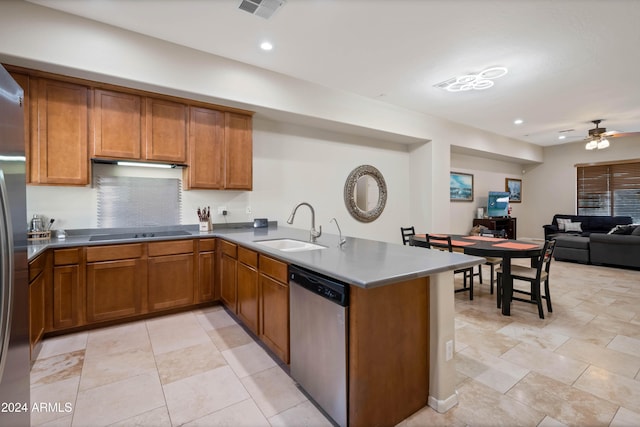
[289,265,348,427]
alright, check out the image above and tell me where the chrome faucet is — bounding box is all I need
[330,217,346,247]
[287,202,322,242]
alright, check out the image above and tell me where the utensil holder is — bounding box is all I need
[199,220,212,232]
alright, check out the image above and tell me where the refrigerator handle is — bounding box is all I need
[0,170,14,380]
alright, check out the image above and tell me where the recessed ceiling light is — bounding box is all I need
[260,41,273,51]
[514,119,523,125]
[558,135,566,140]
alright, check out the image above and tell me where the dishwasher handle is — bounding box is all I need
[289,265,348,307]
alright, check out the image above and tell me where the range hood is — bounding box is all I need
[92,158,187,169]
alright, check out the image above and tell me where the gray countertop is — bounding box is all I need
[28,225,483,289]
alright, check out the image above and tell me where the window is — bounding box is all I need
[577,160,640,222]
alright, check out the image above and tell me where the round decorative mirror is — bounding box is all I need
[344,165,387,222]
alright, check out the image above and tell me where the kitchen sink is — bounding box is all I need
[254,238,327,252]
[89,230,192,241]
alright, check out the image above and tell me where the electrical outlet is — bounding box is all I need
[217,206,227,215]
[445,340,453,361]
[246,206,252,214]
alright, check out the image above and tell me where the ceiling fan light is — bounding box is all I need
[597,138,610,149]
[585,140,597,150]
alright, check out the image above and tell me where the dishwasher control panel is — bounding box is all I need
[289,265,348,307]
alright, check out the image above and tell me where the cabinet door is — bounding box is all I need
[220,253,237,312]
[260,274,289,363]
[237,262,259,334]
[185,107,224,189]
[198,251,216,303]
[29,271,46,360]
[144,98,187,163]
[52,265,82,329]
[35,78,89,185]
[148,253,194,311]
[86,259,146,323]
[224,112,252,190]
[93,89,142,159]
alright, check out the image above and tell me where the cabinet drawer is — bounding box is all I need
[199,238,216,252]
[87,244,144,262]
[220,240,237,258]
[259,255,288,283]
[54,248,81,266]
[148,239,194,257]
[238,246,258,268]
[29,253,47,282]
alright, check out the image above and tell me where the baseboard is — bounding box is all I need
[428,390,459,413]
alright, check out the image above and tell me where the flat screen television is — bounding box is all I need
[487,191,510,217]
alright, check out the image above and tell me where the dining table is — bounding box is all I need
[410,234,543,316]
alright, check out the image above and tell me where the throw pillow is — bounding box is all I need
[632,226,640,236]
[612,225,637,235]
[556,218,572,231]
[608,225,625,234]
[564,221,582,232]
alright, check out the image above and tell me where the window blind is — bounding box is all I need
[97,176,182,228]
[577,161,640,222]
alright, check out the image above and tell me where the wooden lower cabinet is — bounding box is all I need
[28,252,49,361]
[86,259,146,322]
[52,248,84,330]
[197,239,216,303]
[259,255,289,364]
[237,247,259,334]
[148,240,195,312]
[220,240,238,312]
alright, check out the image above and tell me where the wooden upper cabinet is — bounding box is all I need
[224,112,252,190]
[8,72,32,182]
[144,98,187,163]
[184,106,224,189]
[33,78,89,185]
[92,89,143,159]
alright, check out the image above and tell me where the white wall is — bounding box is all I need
[27,117,411,243]
[450,153,525,235]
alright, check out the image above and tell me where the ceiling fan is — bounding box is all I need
[584,119,640,150]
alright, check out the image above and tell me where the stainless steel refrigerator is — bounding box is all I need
[0,64,30,426]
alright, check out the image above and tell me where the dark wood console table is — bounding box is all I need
[473,217,517,239]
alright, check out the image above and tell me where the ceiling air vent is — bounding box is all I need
[238,0,286,19]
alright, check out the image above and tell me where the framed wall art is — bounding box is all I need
[505,178,522,203]
[450,172,474,202]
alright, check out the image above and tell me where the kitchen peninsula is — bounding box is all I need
[28,225,483,426]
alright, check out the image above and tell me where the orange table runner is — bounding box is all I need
[493,242,540,250]
[465,235,504,242]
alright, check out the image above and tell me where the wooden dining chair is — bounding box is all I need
[400,226,416,246]
[496,239,556,319]
[478,228,507,294]
[424,234,475,300]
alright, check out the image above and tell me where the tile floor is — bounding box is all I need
[30,259,640,426]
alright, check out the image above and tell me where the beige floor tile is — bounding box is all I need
[607,334,640,357]
[555,337,640,378]
[574,365,640,413]
[501,342,588,384]
[496,322,569,351]
[195,306,237,331]
[37,332,88,360]
[507,371,618,426]
[183,398,270,427]
[30,350,84,387]
[456,346,529,393]
[451,379,545,427]
[155,341,227,385]
[455,323,520,356]
[36,415,73,427]
[267,400,334,427]
[208,324,254,351]
[30,376,79,426]
[610,407,640,427]
[72,372,165,426]
[146,311,211,355]
[108,406,171,427]
[84,320,150,358]
[396,404,466,427]
[221,341,278,378]
[240,365,307,418]
[163,365,250,425]
[79,346,157,391]
[537,416,568,427]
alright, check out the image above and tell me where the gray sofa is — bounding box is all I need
[543,214,633,239]
[553,223,640,269]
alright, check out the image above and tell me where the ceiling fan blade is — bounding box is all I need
[607,131,640,138]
